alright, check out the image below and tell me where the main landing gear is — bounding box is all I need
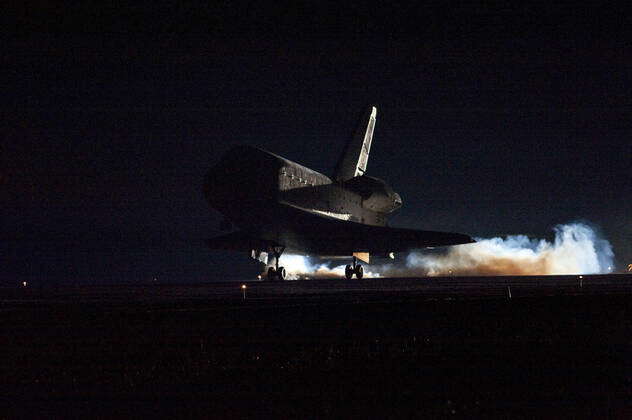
[345,256,364,280]
[267,246,286,281]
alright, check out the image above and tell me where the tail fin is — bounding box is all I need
[333,106,377,181]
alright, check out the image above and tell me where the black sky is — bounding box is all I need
[3,4,630,283]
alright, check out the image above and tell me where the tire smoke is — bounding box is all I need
[276,222,614,279]
[400,222,614,276]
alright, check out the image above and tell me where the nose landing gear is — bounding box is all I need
[345,256,364,280]
[266,246,286,281]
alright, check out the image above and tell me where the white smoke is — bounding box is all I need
[271,222,614,279]
[402,222,614,276]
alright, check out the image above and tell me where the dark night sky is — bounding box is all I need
[3,4,630,283]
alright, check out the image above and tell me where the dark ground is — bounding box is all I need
[2,275,632,418]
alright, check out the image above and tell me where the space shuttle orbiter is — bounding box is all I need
[205,106,475,280]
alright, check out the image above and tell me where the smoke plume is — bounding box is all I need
[274,222,614,279]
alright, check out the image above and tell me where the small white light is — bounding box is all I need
[241,284,247,289]
[257,275,262,280]
[579,275,583,279]
[22,281,27,287]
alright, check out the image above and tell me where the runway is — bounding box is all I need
[2,274,632,418]
[3,274,631,308]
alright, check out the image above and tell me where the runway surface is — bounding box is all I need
[2,274,631,307]
[2,274,632,418]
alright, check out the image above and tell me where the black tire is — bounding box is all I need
[267,267,276,280]
[278,267,286,280]
[345,265,353,280]
[355,264,364,279]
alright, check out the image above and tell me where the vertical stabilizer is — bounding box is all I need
[333,106,377,181]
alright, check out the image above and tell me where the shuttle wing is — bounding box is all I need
[274,203,476,255]
[206,203,474,257]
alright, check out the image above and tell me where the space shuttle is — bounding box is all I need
[204,106,474,280]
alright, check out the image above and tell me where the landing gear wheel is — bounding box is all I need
[345,265,354,280]
[267,245,286,281]
[354,264,363,279]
